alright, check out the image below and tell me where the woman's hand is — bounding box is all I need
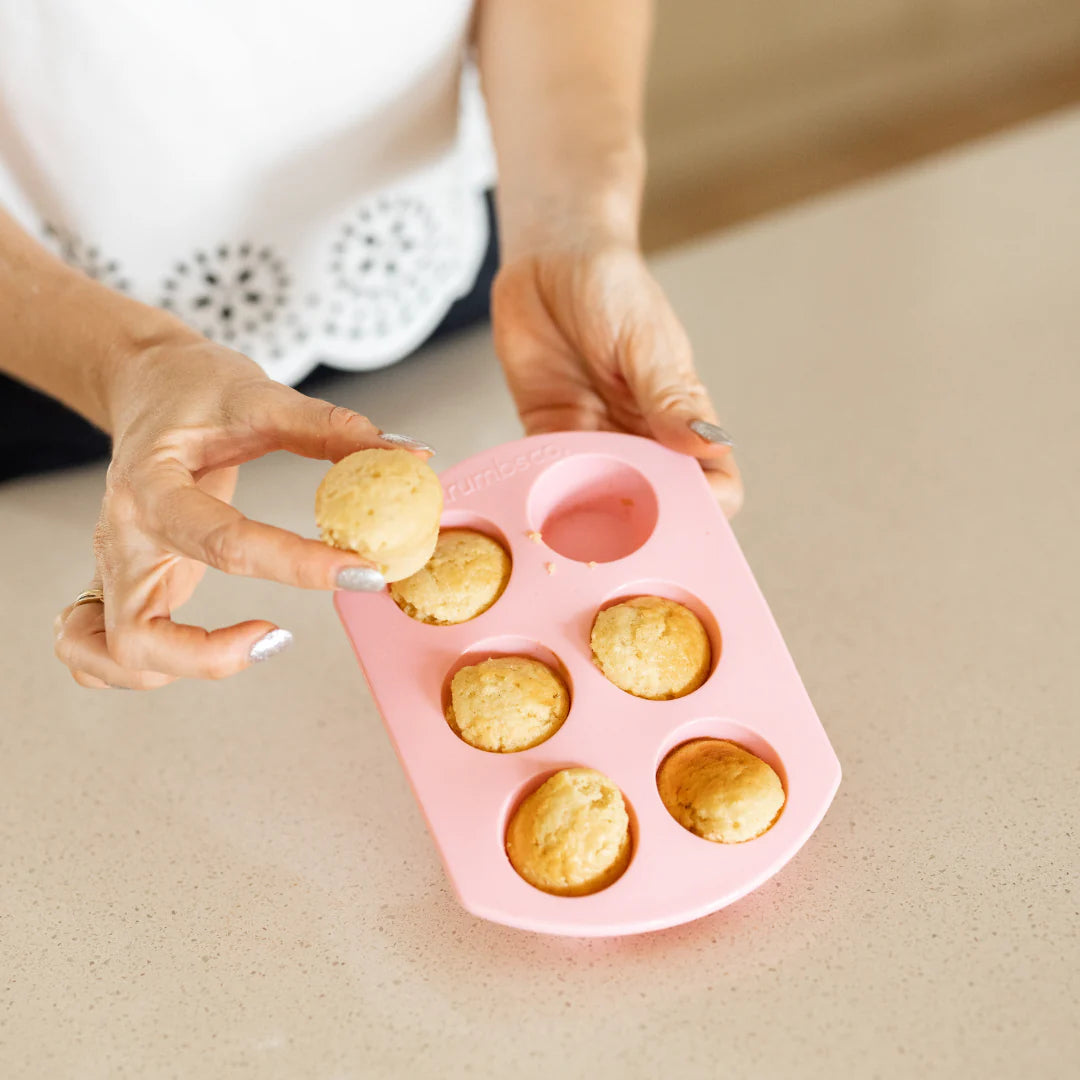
[491,242,743,516]
[0,208,422,690]
[53,335,418,690]
[477,0,738,510]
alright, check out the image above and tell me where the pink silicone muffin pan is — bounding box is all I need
[335,432,841,936]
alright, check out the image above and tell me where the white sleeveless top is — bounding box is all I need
[0,1,494,386]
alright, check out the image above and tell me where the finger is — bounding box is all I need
[518,400,617,436]
[97,515,299,680]
[72,670,112,690]
[617,308,736,463]
[55,593,175,690]
[158,467,238,608]
[633,368,734,462]
[702,457,745,519]
[254,386,433,463]
[105,611,288,681]
[144,463,385,590]
[623,332,742,515]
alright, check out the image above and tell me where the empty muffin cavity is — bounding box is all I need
[656,722,787,844]
[527,455,659,563]
[590,584,720,699]
[390,521,511,625]
[504,767,635,896]
[443,638,571,753]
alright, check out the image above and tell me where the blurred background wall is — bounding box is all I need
[642,0,1080,249]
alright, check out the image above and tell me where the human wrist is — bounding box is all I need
[8,252,206,437]
[496,137,645,261]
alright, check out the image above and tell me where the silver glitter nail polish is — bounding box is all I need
[689,419,735,447]
[248,628,294,664]
[379,432,436,455]
[336,566,386,592]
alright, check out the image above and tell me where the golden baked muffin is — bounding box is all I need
[590,595,711,700]
[657,738,785,843]
[506,768,631,896]
[447,656,568,753]
[315,448,442,581]
[390,529,510,624]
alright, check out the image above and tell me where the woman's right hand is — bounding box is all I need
[53,334,423,690]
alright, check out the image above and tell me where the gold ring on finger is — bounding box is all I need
[72,587,106,609]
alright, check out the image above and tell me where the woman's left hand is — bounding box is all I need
[491,242,743,517]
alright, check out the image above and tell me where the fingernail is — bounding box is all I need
[379,432,436,455]
[336,566,386,592]
[689,419,735,447]
[248,628,294,664]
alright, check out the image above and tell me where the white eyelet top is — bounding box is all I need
[0,1,495,386]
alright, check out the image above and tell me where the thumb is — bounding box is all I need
[620,322,735,461]
[629,362,744,518]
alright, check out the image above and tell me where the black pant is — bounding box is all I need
[0,192,498,483]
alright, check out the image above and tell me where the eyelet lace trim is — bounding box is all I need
[38,68,494,385]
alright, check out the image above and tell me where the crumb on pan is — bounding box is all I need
[527,531,543,544]
[545,562,557,575]
[587,561,597,569]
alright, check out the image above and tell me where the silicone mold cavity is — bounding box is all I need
[655,717,787,787]
[441,636,573,752]
[500,766,640,894]
[591,580,724,692]
[335,432,841,936]
[527,454,659,563]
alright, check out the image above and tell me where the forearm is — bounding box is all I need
[476,0,651,259]
[0,207,198,433]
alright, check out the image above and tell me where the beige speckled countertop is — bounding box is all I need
[3,110,1079,1080]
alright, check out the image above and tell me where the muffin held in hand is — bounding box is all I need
[506,768,631,896]
[447,656,568,753]
[315,448,442,581]
[657,739,785,843]
[590,595,711,700]
[390,529,510,624]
